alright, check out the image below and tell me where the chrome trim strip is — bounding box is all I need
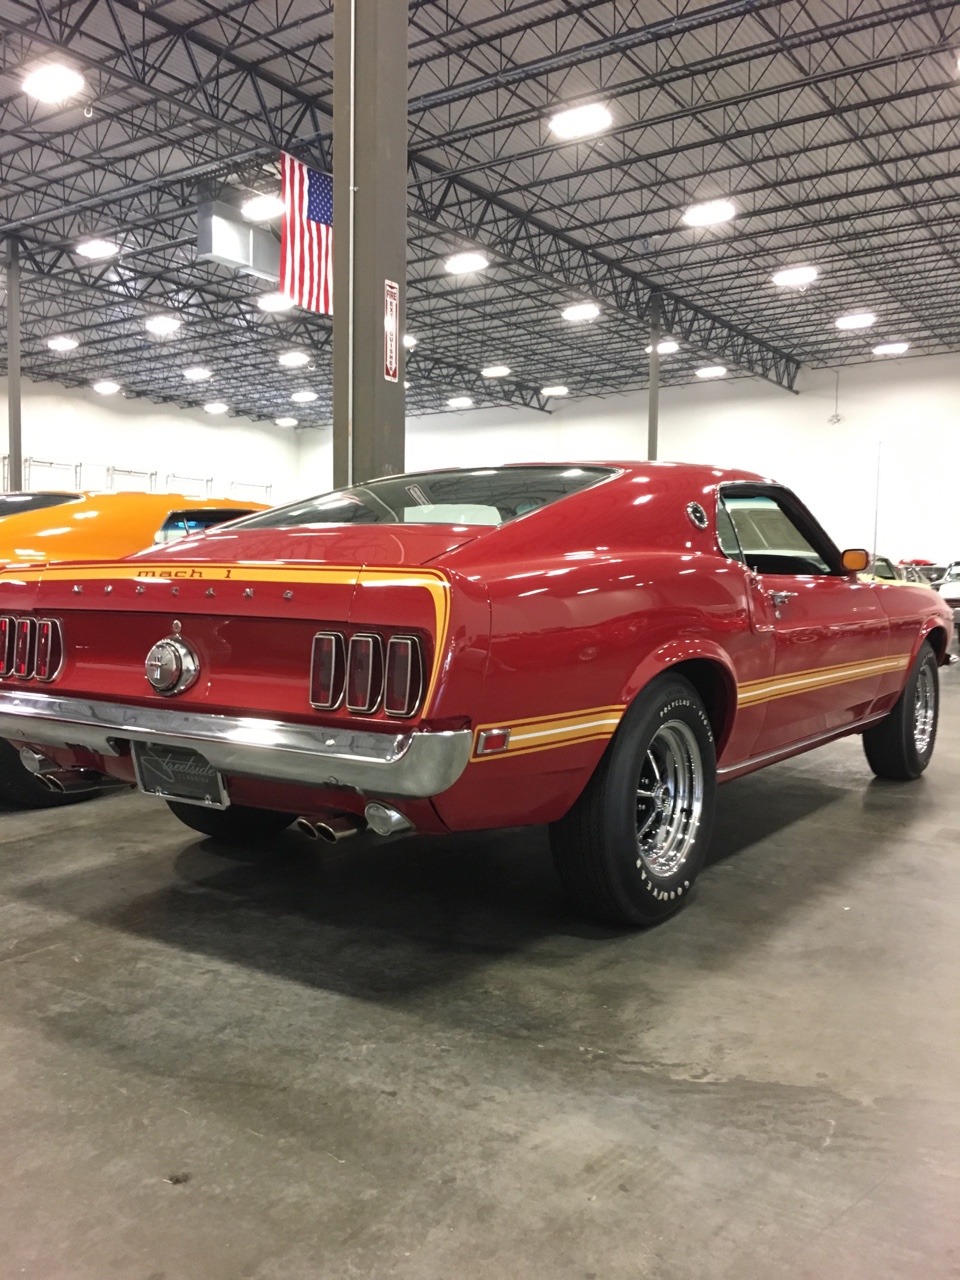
[346,632,384,714]
[0,689,473,798]
[716,715,887,780]
[309,631,346,711]
[384,635,424,719]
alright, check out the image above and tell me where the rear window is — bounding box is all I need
[238,467,613,529]
[0,493,79,518]
[154,508,256,545]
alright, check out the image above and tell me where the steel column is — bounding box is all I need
[6,238,22,491]
[332,0,407,486]
[647,292,661,462]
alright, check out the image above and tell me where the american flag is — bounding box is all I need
[279,152,333,314]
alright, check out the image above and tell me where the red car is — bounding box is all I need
[0,463,952,925]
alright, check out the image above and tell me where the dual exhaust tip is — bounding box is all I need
[20,748,129,795]
[296,803,413,844]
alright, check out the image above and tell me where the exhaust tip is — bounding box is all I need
[296,814,365,843]
[364,803,413,838]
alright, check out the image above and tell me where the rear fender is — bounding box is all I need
[622,639,739,754]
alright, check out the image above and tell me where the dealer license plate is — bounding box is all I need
[131,742,228,809]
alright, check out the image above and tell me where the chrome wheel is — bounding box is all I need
[913,662,936,753]
[635,720,704,878]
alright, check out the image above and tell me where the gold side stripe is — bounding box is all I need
[738,656,911,706]
[738,653,912,693]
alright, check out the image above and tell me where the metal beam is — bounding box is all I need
[648,293,660,462]
[6,238,22,491]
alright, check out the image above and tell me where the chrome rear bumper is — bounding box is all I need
[0,689,472,797]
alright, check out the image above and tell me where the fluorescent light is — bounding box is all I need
[481,364,511,378]
[182,366,212,381]
[257,291,295,313]
[22,64,85,104]
[549,102,612,140]
[275,416,298,427]
[241,193,285,221]
[645,340,679,355]
[203,401,228,414]
[447,396,473,410]
[873,341,910,356]
[696,365,727,379]
[772,264,818,288]
[46,335,78,353]
[562,302,600,323]
[541,385,568,397]
[835,311,876,330]
[92,380,120,395]
[404,380,411,390]
[291,389,318,403]
[445,251,490,274]
[403,334,418,349]
[681,199,736,228]
[278,350,310,368]
[76,237,119,260]
[144,314,182,336]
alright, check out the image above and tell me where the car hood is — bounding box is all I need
[125,522,486,568]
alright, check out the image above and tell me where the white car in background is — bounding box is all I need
[935,563,960,622]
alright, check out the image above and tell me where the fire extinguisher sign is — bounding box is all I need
[384,279,400,383]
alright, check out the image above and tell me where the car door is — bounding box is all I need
[719,486,890,753]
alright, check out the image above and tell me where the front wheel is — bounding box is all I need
[549,675,717,926]
[863,641,939,780]
[166,801,296,844]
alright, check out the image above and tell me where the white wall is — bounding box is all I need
[0,377,301,504]
[5,354,959,562]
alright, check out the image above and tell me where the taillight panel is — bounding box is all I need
[311,629,426,720]
[0,617,63,683]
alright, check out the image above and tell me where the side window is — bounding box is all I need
[721,496,831,576]
[715,502,744,562]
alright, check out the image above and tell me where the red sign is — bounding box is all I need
[384,279,399,383]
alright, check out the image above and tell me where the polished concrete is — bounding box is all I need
[2,667,958,1279]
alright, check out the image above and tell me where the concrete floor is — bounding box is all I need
[1,668,958,1280]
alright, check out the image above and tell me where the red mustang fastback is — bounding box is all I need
[0,463,952,925]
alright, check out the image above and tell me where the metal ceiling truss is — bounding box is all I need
[1,0,958,424]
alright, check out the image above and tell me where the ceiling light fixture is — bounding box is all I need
[681,199,736,228]
[182,366,212,381]
[447,396,473,410]
[22,63,86,104]
[541,385,569,397]
[562,302,600,323]
[696,365,727,379]
[645,340,679,355]
[278,350,310,368]
[403,334,418,349]
[873,341,910,356]
[241,192,285,221]
[549,102,612,140]
[275,416,299,427]
[291,389,318,403]
[46,335,79,353]
[92,380,120,395]
[144,314,182,336]
[76,237,119,260]
[771,264,818,288]
[257,291,295,313]
[203,401,228,414]
[445,251,490,274]
[835,311,876,330]
[481,364,511,378]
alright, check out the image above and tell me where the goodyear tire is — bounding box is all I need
[0,739,95,810]
[166,800,296,844]
[863,641,939,781]
[549,675,716,926]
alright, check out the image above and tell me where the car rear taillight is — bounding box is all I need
[0,617,12,678]
[384,636,424,717]
[311,630,425,719]
[14,619,36,679]
[346,634,384,713]
[35,619,63,681]
[310,632,346,709]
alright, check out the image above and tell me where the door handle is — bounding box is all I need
[768,590,797,607]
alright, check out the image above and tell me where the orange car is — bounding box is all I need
[0,491,265,572]
[0,490,266,807]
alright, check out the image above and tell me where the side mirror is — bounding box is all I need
[841,548,870,573]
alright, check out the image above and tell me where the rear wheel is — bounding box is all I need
[550,675,716,926]
[863,641,939,780]
[0,739,95,810]
[166,801,296,844]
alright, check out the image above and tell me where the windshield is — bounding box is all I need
[0,493,79,518]
[238,466,614,529]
